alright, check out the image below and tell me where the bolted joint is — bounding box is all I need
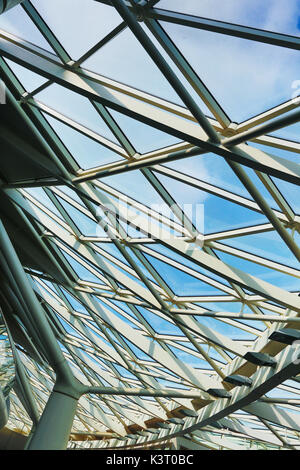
[53,371,86,400]
[130,0,148,22]
[0,1,25,14]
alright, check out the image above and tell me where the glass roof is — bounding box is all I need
[0,0,300,451]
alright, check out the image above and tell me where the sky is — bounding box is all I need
[0,0,299,344]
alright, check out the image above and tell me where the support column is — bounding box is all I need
[23,425,36,450]
[0,217,84,449]
[28,391,79,450]
[0,386,8,430]
[0,1,25,14]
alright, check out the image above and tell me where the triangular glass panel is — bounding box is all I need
[59,288,91,313]
[137,306,180,335]
[214,249,299,291]
[36,84,119,142]
[144,252,228,296]
[242,164,286,212]
[96,299,143,332]
[161,20,300,121]
[101,169,174,209]
[167,344,211,369]
[0,5,52,52]
[222,228,300,269]
[94,242,131,267]
[31,0,122,59]
[109,109,182,154]
[43,115,122,170]
[146,243,233,289]
[195,315,257,340]
[57,187,82,205]
[121,336,160,362]
[58,249,105,285]
[165,152,254,200]
[271,177,300,214]
[249,141,300,165]
[159,0,300,36]
[271,121,300,144]
[4,59,48,92]
[205,195,268,234]
[156,171,268,234]
[55,196,108,238]
[24,187,62,218]
[83,27,184,105]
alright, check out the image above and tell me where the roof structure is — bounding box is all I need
[0,0,300,451]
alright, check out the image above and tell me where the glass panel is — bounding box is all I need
[0,5,52,51]
[83,26,184,105]
[59,288,90,314]
[36,84,119,142]
[58,186,85,205]
[144,252,226,296]
[43,115,122,170]
[138,307,180,335]
[222,230,300,269]
[160,20,300,121]
[205,301,266,331]
[58,249,104,284]
[139,21,216,119]
[56,196,108,237]
[271,121,300,143]
[202,191,267,234]
[214,249,299,291]
[158,0,300,36]
[148,243,233,287]
[271,177,300,214]
[109,109,182,153]
[168,345,211,369]
[194,315,256,340]
[165,152,254,199]
[31,0,122,59]
[117,337,154,362]
[94,242,130,267]
[101,169,172,208]
[242,165,282,211]
[4,59,48,91]
[248,141,300,164]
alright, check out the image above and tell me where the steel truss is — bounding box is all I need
[0,0,299,451]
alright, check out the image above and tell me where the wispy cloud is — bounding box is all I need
[161,0,300,121]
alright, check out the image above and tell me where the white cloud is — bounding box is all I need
[158,0,300,121]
